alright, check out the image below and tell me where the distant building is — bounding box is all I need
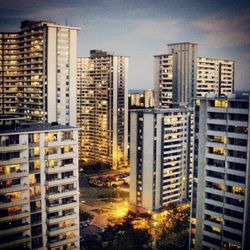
[144,89,154,108]
[77,50,128,168]
[154,42,197,108]
[197,57,234,97]
[190,93,250,250]
[154,43,235,108]
[129,89,154,108]
[0,122,79,249]
[0,20,79,125]
[130,108,194,211]
[129,91,144,107]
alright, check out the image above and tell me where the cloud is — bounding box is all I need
[192,8,250,48]
[132,18,184,40]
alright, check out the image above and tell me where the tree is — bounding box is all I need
[156,206,190,250]
[99,212,152,250]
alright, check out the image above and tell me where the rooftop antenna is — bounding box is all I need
[65,19,68,26]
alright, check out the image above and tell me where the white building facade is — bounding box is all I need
[190,94,250,250]
[0,123,79,250]
[197,57,234,97]
[130,108,194,211]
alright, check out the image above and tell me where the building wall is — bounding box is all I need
[168,43,197,106]
[0,124,79,249]
[0,21,79,126]
[130,108,193,211]
[191,94,250,250]
[129,112,137,206]
[77,51,128,168]
[197,57,234,97]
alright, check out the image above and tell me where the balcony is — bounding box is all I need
[45,164,77,174]
[47,201,77,213]
[0,235,31,249]
[46,139,76,147]
[228,120,248,127]
[227,108,248,114]
[207,107,227,113]
[206,141,226,149]
[207,118,227,125]
[0,170,28,180]
[47,224,78,236]
[47,212,77,224]
[48,236,78,248]
[206,153,225,161]
[0,198,29,208]
[46,189,77,200]
[0,223,30,236]
[0,157,27,166]
[0,210,29,223]
[46,176,77,186]
[0,143,27,152]
[0,184,28,193]
[226,156,246,165]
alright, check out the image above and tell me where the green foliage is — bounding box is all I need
[156,206,190,249]
[80,211,94,221]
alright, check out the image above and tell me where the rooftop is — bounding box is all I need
[130,107,193,114]
[20,19,80,31]
[196,92,250,101]
[0,122,77,135]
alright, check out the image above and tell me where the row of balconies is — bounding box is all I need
[48,236,78,248]
[0,210,29,223]
[47,212,77,224]
[0,157,28,166]
[47,200,77,213]
[0,235,31,249]
[0,198,29,209]
[47,224,78,237]
[0,183,28,193]
[46,189,77,200]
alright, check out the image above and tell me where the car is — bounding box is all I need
[81,200,86,204]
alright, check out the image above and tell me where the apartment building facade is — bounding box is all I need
[190,94,250,250]
[154,43,234,108]
[154,42,197,108]
[0,122,79,250]
[130,108,194,211]
[129,89,154,108]
[197,57,234,97]
[77,50,128,168]
[0,20,79,126]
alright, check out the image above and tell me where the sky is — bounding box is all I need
[0,0,250,91]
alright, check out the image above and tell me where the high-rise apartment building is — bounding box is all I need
[0,20,79,126]
[154,43,235,108]
[190,93,250,250]
[77,50,128,168]
[0,122,79,250]
[129,108,194,211]
[197,57,234,97]
[129,89,154,108]
[154,42,197,108]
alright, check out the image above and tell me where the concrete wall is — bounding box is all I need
[47,27,57,123]
[129,112,138,205]
[142,113,154,210]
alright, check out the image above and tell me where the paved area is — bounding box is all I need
[79,172,129,229]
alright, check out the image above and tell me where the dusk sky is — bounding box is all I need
[1,0,249,91]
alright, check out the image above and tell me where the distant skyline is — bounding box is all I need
[1,0,249,90]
